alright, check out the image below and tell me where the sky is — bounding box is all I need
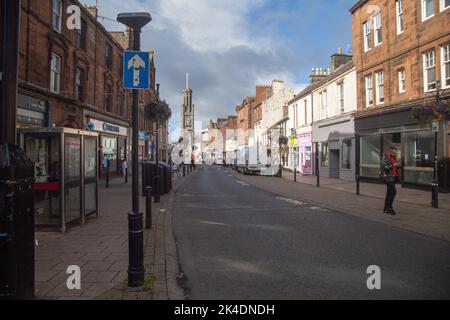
[80,0,354,138]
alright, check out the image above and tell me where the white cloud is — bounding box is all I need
[80,0,305,134]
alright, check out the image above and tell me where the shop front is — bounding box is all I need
[356,108,439,188]
[312,115,355,181]
[85,117,128,175]
[16,91,49,129]
[297,128,313,175]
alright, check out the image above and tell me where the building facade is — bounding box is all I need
[350,0,450,188]
[15,1,163,176]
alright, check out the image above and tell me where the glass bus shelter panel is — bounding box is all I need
[64,134,82,224]
[84,135,97,216]
[25,134,61,227]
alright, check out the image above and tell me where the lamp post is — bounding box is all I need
[432,80,441,208]
[117,11,152,288]
[155,83,160,203]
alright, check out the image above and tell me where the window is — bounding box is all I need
[342,140,352,170]
[52,0,62,32]
[376,71,384,104]
[337,81,344,113]
[374,13,383,46]
[363,20,372,52]
[365,74,373,107]
[441,0,450,11]
[424,50,436,91]
[75,68,84,101]
[105,84,112,112]
[396,0,404,34]
[50,53,61,93]
[105,44,113,69]
[442,44,450,88]
[321,143,329,167]
[422,0,435,21]
[294,104,298,128]
[77,19,87,49]
[398,69,406,93]
[303,100,308,125]
[320,90,327,119]
[404,130,435,185]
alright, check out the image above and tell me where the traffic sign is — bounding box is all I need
[123,51,150,89]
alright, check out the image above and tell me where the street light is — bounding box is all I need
[432,80,441,208]
[117,11,152,288]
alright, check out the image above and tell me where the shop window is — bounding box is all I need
[102,136,118,172]
[403,130,435,185]
[342,140,352,169]
[321,142,329,167]
[360,134,381,178]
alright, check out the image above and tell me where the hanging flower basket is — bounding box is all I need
[279,136,288,146]
[412,105,435,124]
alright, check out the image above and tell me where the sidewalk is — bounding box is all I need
[35,171,191,300]
[282,169,450,211]
[227,168,450,242]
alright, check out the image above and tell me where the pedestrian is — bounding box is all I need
[191,153,196,169]
[380,146,400,215]
[121,157,128,183]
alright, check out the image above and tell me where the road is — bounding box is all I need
[173,165,450,300]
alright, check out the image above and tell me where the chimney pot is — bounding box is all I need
[338,47,343,54]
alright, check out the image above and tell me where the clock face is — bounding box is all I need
[185,116,192,127]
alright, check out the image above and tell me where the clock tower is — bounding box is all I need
[180,73,195,145]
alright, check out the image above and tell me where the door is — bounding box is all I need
[64,134,82,224]
[84,136,98,217]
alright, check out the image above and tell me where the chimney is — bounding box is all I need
[309,67,328,84]
[331,48,353,72]
[85,5,98,19]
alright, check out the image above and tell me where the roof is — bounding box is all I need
[349,0,369,13]
[289,61,355,104]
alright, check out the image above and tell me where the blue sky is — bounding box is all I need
[80,0,354,135]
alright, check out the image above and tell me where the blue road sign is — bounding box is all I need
[123,51,150,89]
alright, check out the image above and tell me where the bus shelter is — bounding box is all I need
[18,128,99,232]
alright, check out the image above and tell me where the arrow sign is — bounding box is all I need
[123,51,150,89]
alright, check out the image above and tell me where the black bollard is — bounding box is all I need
[106,170,110,188]
[183,164,186,176]
[154,174,160,203]
[125,168,128,184]
[145,186,152,229]
[356,174,360,196]
[127,211,144,287]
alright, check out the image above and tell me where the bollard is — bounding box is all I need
[106,170,110,188]
[294,166,297,182]
[125,168,128,184]
[432,182,439,208]
[128,211,144,287]
[183,164,186,176]
[356,174,360,196]
[145,186,152,229]
[154,174,160,203]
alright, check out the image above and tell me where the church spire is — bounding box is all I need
[186,73,189,90]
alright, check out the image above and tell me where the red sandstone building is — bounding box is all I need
[12,0,163,175]
[350,0,450,189]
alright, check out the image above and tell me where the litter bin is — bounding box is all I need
[0,144,35,299]
[159,162,172,194]
[438,158,450,193]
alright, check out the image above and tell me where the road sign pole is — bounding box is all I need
[128,27,145,288]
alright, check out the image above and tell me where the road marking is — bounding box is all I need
[199,220,229,227]
[276,196,305,206]
[236,181,250,186]
[308,206,329,212]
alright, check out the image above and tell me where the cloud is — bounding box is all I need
[80,0,348,137]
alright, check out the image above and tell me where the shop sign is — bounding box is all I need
[88,118,127,136]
